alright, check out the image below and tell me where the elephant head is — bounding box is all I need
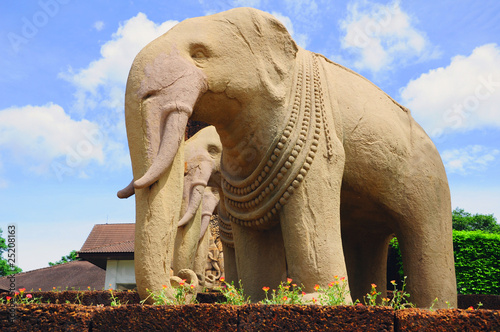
[124,8,298,300]
[178,125,221,230]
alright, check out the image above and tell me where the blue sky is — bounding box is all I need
[1,0,499,272]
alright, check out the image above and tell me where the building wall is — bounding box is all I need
[104,260,136,290]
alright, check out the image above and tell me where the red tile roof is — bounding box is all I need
[79,223,135,253]
[0,260,105,292]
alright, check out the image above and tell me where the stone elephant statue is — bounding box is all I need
[123,7,457,308]
[118,126,221,292]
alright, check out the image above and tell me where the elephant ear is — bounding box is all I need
[221,8,299,98]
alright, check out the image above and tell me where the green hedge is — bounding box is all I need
[453,230,500,295]
[390,231,500,295]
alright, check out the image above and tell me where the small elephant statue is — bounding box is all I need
[122,7,457,308]
[118,125,222,293]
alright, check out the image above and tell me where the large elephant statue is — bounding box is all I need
[123,7,457,308]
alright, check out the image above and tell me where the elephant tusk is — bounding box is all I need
[134,103,191,189]
[117,179,135,198]
[178,181,208,227]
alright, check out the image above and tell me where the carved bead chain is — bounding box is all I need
[219,52,327,232]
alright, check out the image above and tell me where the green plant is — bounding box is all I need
[454,230,500,295]
[4,288,41,304]
[141,280,197,305]
[220,277,251,305]
[260,278,305,305]
[385,277,414,310]
[317,276,351,306]
[364,283,381,306]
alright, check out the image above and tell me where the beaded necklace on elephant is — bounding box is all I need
[219,51,333,232]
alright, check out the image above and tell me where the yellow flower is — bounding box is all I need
[390,280,396,285]
[371,283,377,288]
[220,277,225,282]
[262,287,270,292]
[286,278,293,284]
[314,284,320,291]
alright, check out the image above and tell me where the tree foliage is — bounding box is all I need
[49,250,80,266]
[452,208,500,233]
[0,228,22,276]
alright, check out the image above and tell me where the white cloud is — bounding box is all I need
[93,21,105,31]
[338,0,438,72]
[271,11,308,48]
[441,145,499,175]
[60,13,178,114]
[400,43,500,137]
[0,104,104,175]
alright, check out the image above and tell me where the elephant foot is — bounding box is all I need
[169,269,200,304]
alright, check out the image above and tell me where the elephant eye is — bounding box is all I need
[208,145,220,156]
[190,44,210,61]
[192,50,206,59]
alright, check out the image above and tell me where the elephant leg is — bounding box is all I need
[280,143,350,299]
[232,222,287,302]
[193,224,210,284]
[342,224,393,303]
[222,243,237,284]
[396,210,456,308]
[392,158,457,309]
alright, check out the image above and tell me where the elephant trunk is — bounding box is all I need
[124,43,208,302]
[178,160,214,227]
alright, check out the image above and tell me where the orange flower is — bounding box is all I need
[220,277,225,282]
[334,275,339,279]
[390,280,396,285]
[282,296,288,301]
[87,286,91,290]
[179,281,185,287]
[467,306,474,311]
[162,285,168,289]
[314,284,320,291]
[340,277,346,282]
[262,287,270,292]
[53,287,56,290]
[292,284,297,287]
[284,285,290,290]
[312,297,317,303]
[286,278,293,284]
[26,294,32,299]
[39,288,42,291]
[6,296,11,301]
[302,292,306,296]
[371,284,377,288]
[19,288,26,293]
[190,284,195,289]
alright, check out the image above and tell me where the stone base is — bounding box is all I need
[1,303,500,331]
